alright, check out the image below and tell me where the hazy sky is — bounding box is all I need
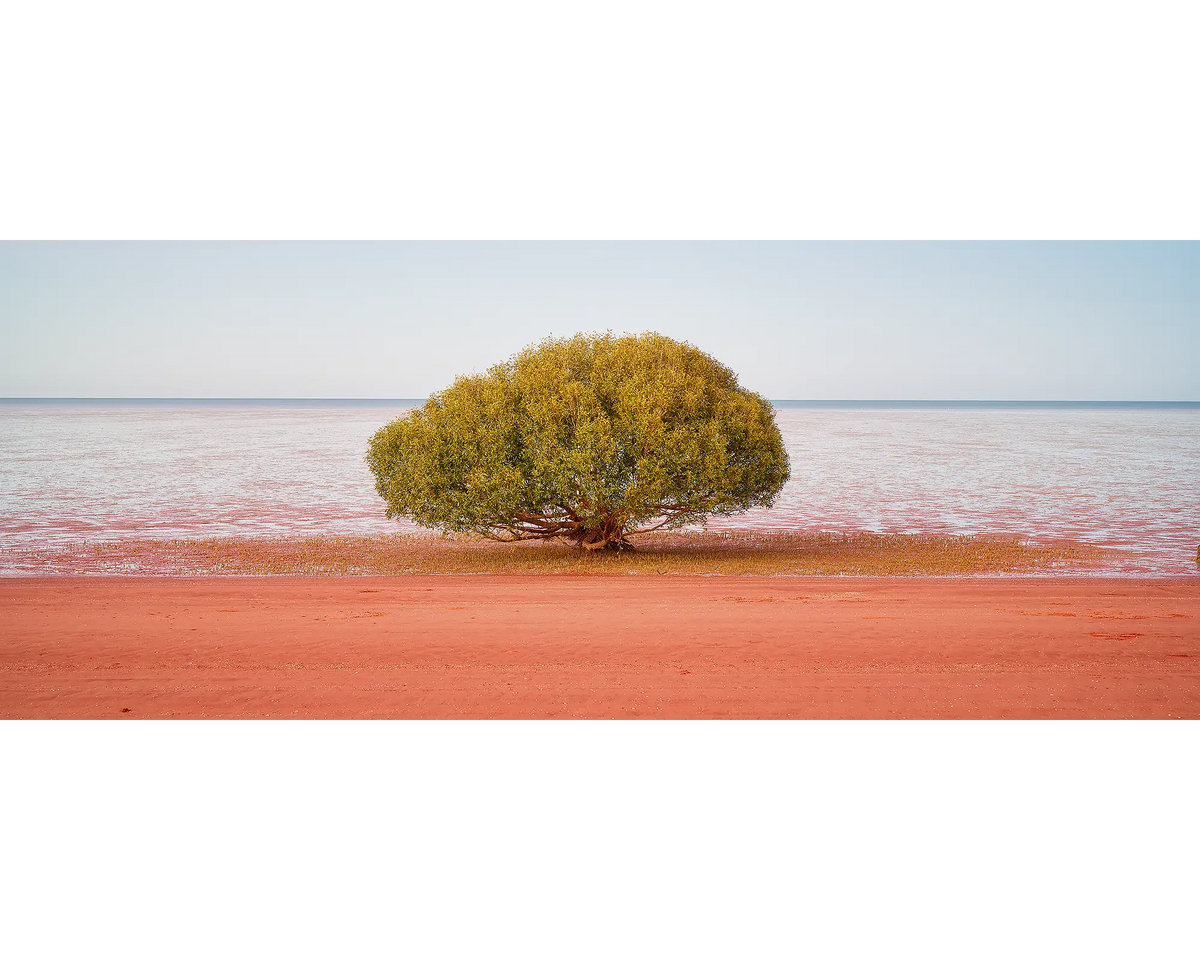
[1,242,1196,400]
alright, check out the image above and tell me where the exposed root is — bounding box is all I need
[578,537,634,552]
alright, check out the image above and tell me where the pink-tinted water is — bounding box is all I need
[710,406,1199,575]
[1,402,1197,574]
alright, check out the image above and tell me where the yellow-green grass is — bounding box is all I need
[9,529,1110,577]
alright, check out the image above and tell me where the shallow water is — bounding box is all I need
[1,401,1197,574]
[712,406,1200,575]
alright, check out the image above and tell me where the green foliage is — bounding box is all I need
[366,332,791,550]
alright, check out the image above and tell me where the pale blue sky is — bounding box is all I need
[1,242,1196,400]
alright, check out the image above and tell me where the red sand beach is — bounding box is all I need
[2,575,1197,718]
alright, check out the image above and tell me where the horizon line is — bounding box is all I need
[2,397,1199,406]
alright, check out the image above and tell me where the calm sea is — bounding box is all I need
[1,399,1197,575]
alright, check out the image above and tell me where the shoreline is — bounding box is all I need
[3,574,1196,719]
[1,529,1139,578]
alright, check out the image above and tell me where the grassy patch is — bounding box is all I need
[8,529,1109,577]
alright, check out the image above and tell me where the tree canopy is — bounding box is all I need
[366,332,790,550]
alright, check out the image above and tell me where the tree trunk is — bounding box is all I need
[576,522,634,552]
[579,537,634,551]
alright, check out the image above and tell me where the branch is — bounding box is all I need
[627,515,689,536]
[514,512,566,529]
[579,538,610,551]
[478,528,570,543]
[649,490,718,514]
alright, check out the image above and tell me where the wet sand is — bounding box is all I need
[1,576,1197,718]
